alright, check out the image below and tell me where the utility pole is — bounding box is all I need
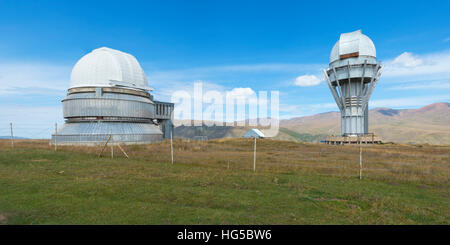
[54,123,58,151]
[10,123,14,148]
[359,136,362,180]
[170,127,174,164]
[253,137,257,172]
[110,129,114,159]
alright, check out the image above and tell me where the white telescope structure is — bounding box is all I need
[323,30,383,136]
[52,47,174,145]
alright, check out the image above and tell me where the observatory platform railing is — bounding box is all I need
[324,133,382,145]
[154,101,174,120]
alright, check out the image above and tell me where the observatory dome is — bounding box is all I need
[69,47,149,90]
[329,30,376,64]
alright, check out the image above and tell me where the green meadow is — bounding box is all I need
[0,139,448,224]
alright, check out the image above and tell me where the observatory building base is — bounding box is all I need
[324,134,382,145]
[51,122,164,145]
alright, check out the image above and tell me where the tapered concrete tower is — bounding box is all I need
[323,30,383,137]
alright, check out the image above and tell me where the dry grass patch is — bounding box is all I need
[0,139,448,224]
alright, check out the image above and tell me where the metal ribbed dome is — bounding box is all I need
[70,47,150,90]
[329,30,376,64]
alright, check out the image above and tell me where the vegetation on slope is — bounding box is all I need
[0,139,448,224]
[278,128,327,143]
[280,102,450,144]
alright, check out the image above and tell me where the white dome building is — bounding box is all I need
[70,47,150,90]
[52,47,174,145]
[329,30,376,64]
[323,30,383,138]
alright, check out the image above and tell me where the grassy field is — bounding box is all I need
[0,139,448,224]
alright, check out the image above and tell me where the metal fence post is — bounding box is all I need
[359,136,362,179]
[54,123,58,151]
[110,129,114,159]
[170,128,174,164]
[253,137,257,172]
[10,122,14,148]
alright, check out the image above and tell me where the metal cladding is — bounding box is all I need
[52,47,174,145]
[70,47,150,90]
[323,30,383,136]
[54,122,163,145]
[62,89,155,120]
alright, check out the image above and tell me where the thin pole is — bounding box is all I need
[98,134,112,157]
[117,144,129,159]
[359,137,362,180]
[170,128,174,164]
[253,137,256,172]
[54,123,57,151]
[347,61,352,135]
[10,123,14,148]
[110,129,114,159]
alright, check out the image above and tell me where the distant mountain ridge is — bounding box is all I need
[0,136,29,139]
[280,102,450,144]
[175,102,450,145]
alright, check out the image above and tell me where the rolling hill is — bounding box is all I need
[175,102,450,144]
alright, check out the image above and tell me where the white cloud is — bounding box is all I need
[382,50,450,94]
[388,81,450,90]
[383,51,450,78]
[0,62,71,95]
[391,52,423,67]
[226,87,255,98]
[294,75,322,87]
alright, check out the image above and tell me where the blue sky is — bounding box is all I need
[0,0,449,137]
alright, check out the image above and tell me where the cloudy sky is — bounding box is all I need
[0,0,449,137]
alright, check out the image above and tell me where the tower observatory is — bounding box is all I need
[52,47,174,145]
[323,30,383,140]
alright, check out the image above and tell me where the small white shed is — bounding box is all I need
[243,128,265,138]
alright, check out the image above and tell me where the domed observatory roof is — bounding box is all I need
[70,47,152,91]
[329,30,376,64]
